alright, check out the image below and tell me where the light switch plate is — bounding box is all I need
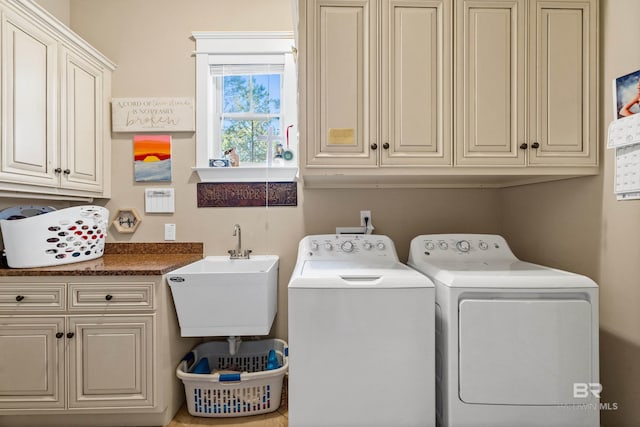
[164,224,176,241]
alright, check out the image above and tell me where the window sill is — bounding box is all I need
[193,166,298,183]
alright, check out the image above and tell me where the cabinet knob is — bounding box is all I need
[531,142,540,149]
[54,168,62,174]
[383,142,390,149]
[105,294,113,301]
[63,169,71,175]
[519,143,528,149]
[370,143,378,150]
[15,295,24,302]
[56,332,64,339]
[66,332,75,339]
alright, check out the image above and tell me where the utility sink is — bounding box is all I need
[166,255,279,337]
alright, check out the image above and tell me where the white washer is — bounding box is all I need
[408,234,599,427]
[288,234,435,427]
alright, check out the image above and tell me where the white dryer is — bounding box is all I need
[288,234,435,427]
[408,234,599,427]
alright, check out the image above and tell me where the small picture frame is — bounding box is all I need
[112,208,141,234]
[613,69,640,119]
[133,134,172,182]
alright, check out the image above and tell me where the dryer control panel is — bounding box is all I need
[409,234,517,261]
[298,234,399,261]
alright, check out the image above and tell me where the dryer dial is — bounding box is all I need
[363,242,373,251]
[324,243,333,251]
[376,242,386,250]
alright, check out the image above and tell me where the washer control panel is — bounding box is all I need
[410,234,516,260]
[300,234,397,260]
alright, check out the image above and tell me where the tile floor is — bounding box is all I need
[167,404,287,427]
[166,380,288,427]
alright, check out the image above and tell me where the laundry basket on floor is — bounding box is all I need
[177,338,288,417]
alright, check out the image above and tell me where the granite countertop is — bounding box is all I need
[0,242,203,276]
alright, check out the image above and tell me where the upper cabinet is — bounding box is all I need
[0,0,114,199]
[456,0,597,167]
[302,0,451,169]
[303,0,379,167]
[60,48,105,192]
[297,0,598,188]
[381,0,452,167]
[0,6,59,187]
[455,0,526,166]
[528,0,596,166]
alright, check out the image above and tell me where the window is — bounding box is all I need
[193,32,297,182]
[215,66,282,165]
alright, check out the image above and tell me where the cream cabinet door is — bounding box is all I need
[528,0,596,166]
[305,0,378,167]
[0,8,58,186]
[67,315,154,409]
[381,0,451,166]
[0,316,65,409]
[455,0,526,166]
[60,48,104,192]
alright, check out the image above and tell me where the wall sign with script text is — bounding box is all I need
[112,97,195,132]
[197,182,297,207]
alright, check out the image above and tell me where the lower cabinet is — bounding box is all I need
[0,315,153,409]
[0,277,196,425]
[67,315,154,408]
[0,316,65,409]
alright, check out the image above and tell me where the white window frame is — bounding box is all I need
[192,31,297,182]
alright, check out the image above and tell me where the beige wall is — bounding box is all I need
[35,0,69,26]
[595,1,640,424]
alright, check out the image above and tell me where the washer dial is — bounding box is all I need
[456,240,471,252]
[341,240,354,253]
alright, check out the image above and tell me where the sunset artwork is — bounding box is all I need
[133,135,172,182]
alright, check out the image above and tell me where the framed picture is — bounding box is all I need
[614,69,640,119]
[133,134,172,182]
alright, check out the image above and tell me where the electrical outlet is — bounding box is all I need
[164,224,176,241]
[360,210,372,227]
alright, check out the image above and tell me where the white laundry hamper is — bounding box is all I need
[177,338,288,417]
[0,205,108,268]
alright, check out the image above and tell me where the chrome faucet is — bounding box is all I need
[229,224,251,259]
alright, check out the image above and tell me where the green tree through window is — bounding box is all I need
[220,74,281,164]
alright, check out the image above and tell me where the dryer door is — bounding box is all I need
[458,299,593,405]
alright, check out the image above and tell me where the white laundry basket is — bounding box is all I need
[0,205,108,268]
[177,339,288,417]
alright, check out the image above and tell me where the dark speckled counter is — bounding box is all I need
[0,242,203,276]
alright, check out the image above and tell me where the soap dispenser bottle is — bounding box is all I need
[266,349,280,370]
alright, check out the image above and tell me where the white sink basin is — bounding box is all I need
[167,255,279,337]
[173,256,278,274]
